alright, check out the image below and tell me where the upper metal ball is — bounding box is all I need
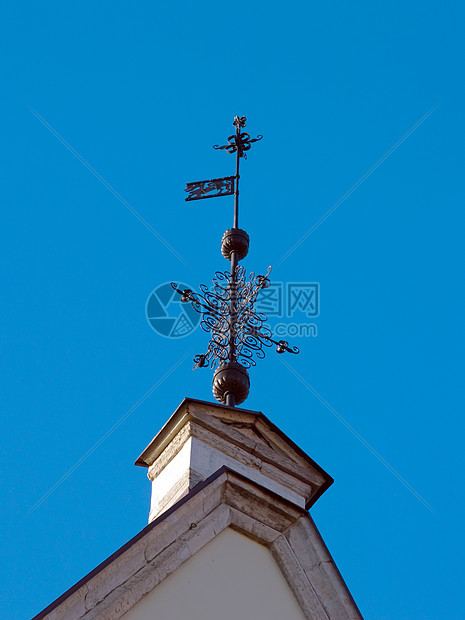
[221,228,250,261]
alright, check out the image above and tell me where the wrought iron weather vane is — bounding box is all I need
[172,116,298,407]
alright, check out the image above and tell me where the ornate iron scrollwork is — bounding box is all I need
[171,266,299,371]
[213,133,263,159]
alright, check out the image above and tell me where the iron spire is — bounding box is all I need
[172,116,298,407]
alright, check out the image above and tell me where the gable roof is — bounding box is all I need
[33,467,361,620]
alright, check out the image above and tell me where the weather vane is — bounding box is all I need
[172,116,299,407]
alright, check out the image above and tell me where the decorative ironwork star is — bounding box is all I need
[171,266,298,371]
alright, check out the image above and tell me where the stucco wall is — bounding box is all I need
[121,527,306,620]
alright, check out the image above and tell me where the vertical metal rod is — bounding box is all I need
[233,126,240,229]
[226,118,242,407]
[228,249,238,373]
[225,393,236,407]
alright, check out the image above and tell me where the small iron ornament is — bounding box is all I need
[174,116,299,407]
[213,115,263,159]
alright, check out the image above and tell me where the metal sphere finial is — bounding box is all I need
[221,228,249,260]
[212,362,250,406]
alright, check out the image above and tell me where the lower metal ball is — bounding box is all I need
[212,361,250,405]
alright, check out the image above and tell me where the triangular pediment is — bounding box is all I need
[34,468,361,620]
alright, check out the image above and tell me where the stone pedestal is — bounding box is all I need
[135,398,332,523]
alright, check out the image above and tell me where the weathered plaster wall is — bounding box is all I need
[121,527,307,620]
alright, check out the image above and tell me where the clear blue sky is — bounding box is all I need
[1,1,464,618]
